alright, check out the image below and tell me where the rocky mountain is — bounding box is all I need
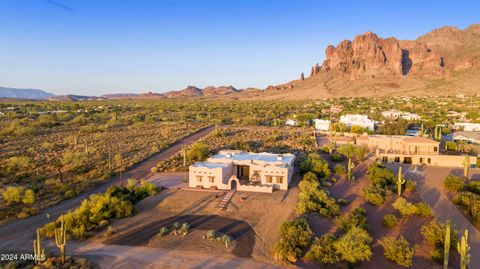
[0,87,54,99]
[203,85,239,96]
[250,23,480,99]
[102,92,166,100]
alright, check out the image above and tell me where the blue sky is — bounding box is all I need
[0,0,478,95]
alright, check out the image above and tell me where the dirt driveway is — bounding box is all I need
[386,164,480,269]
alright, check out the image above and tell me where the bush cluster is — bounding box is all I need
[273,218,312,263]
[379,236,417,267]
[43,181,159,240]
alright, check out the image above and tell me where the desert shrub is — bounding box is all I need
[305,234,341,264]
[334,164,346,175]
[330,153,343,162]
[273,218,312,263]
[430,248,444,263]
[362,185,387,206]
[158,227,169,237]
[43,182,159,240]
[392,198,417,216]
[179,222,190,236]
[415,203,433,217]
[21,189,36,205]
[335,226,372,265]
[383,214,398,229]
[405,179,417,191]
[367,162,394,187]
[187,142,209,162]
[296,179,340,217]
[336,207,368,232]
[443,175,465,192]
[303,172,320,183]
[454,191,480,220]
[466,181,480,195]
[0,186,24,205]
[420,220,457,248]
[379,236,417,267]
[300,153,331,179]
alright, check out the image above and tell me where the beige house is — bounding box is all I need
[356,135,476,167]
[189,150,295,193]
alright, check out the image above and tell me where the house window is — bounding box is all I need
[419,158,423,164]
[433,147,438,152]
[394,156,400,163]
[382,156,388,162]
[266,175,273,183]
[196,176,203,182]
[276,176,283,184]
[428,158,431,164]
[208,176,215,183]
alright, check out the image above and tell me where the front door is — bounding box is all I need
[238,165,250,179]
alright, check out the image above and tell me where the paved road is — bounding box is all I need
[0,125,214,252]
[387,164,480,269]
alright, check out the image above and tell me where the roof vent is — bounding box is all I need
[226,153,231,158]
[277,156,283,161]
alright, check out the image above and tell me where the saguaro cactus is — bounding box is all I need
[33,228,44,265]
[397,166,405,196]
[463,156,470,179]
[443,224,450,269]
[55,215,68,264]
[457,229,470,269]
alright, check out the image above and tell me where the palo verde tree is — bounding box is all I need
[338,144,356,181]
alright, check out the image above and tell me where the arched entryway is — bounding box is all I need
[231,180,237,190]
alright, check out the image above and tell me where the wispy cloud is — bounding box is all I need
[44,0,74,12]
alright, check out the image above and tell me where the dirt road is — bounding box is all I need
[0,125,214,252]
[387,164,480,269]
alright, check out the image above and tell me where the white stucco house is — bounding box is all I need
[189,150,295,193]
[339,114,375,131]
[314,119,331,131]
[381,109,420,121]
[454,122,480,132]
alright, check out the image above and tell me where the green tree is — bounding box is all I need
[1,186,24,205]
[187,143,210,162]
[305,234,341,264]
[335,226,373,266]
[273,218,312,263]
[379,236,417,267]
[22,189,36,205]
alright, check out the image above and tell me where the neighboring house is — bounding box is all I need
[189,150,295,193]
[339,114,375,131]
[381,109,420,120]
[356,135,476,167]
[285,119,297,126]
[406,129,421,137]
[314,119,331,131]
[454,122,480,132]
[453,131,480,145]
